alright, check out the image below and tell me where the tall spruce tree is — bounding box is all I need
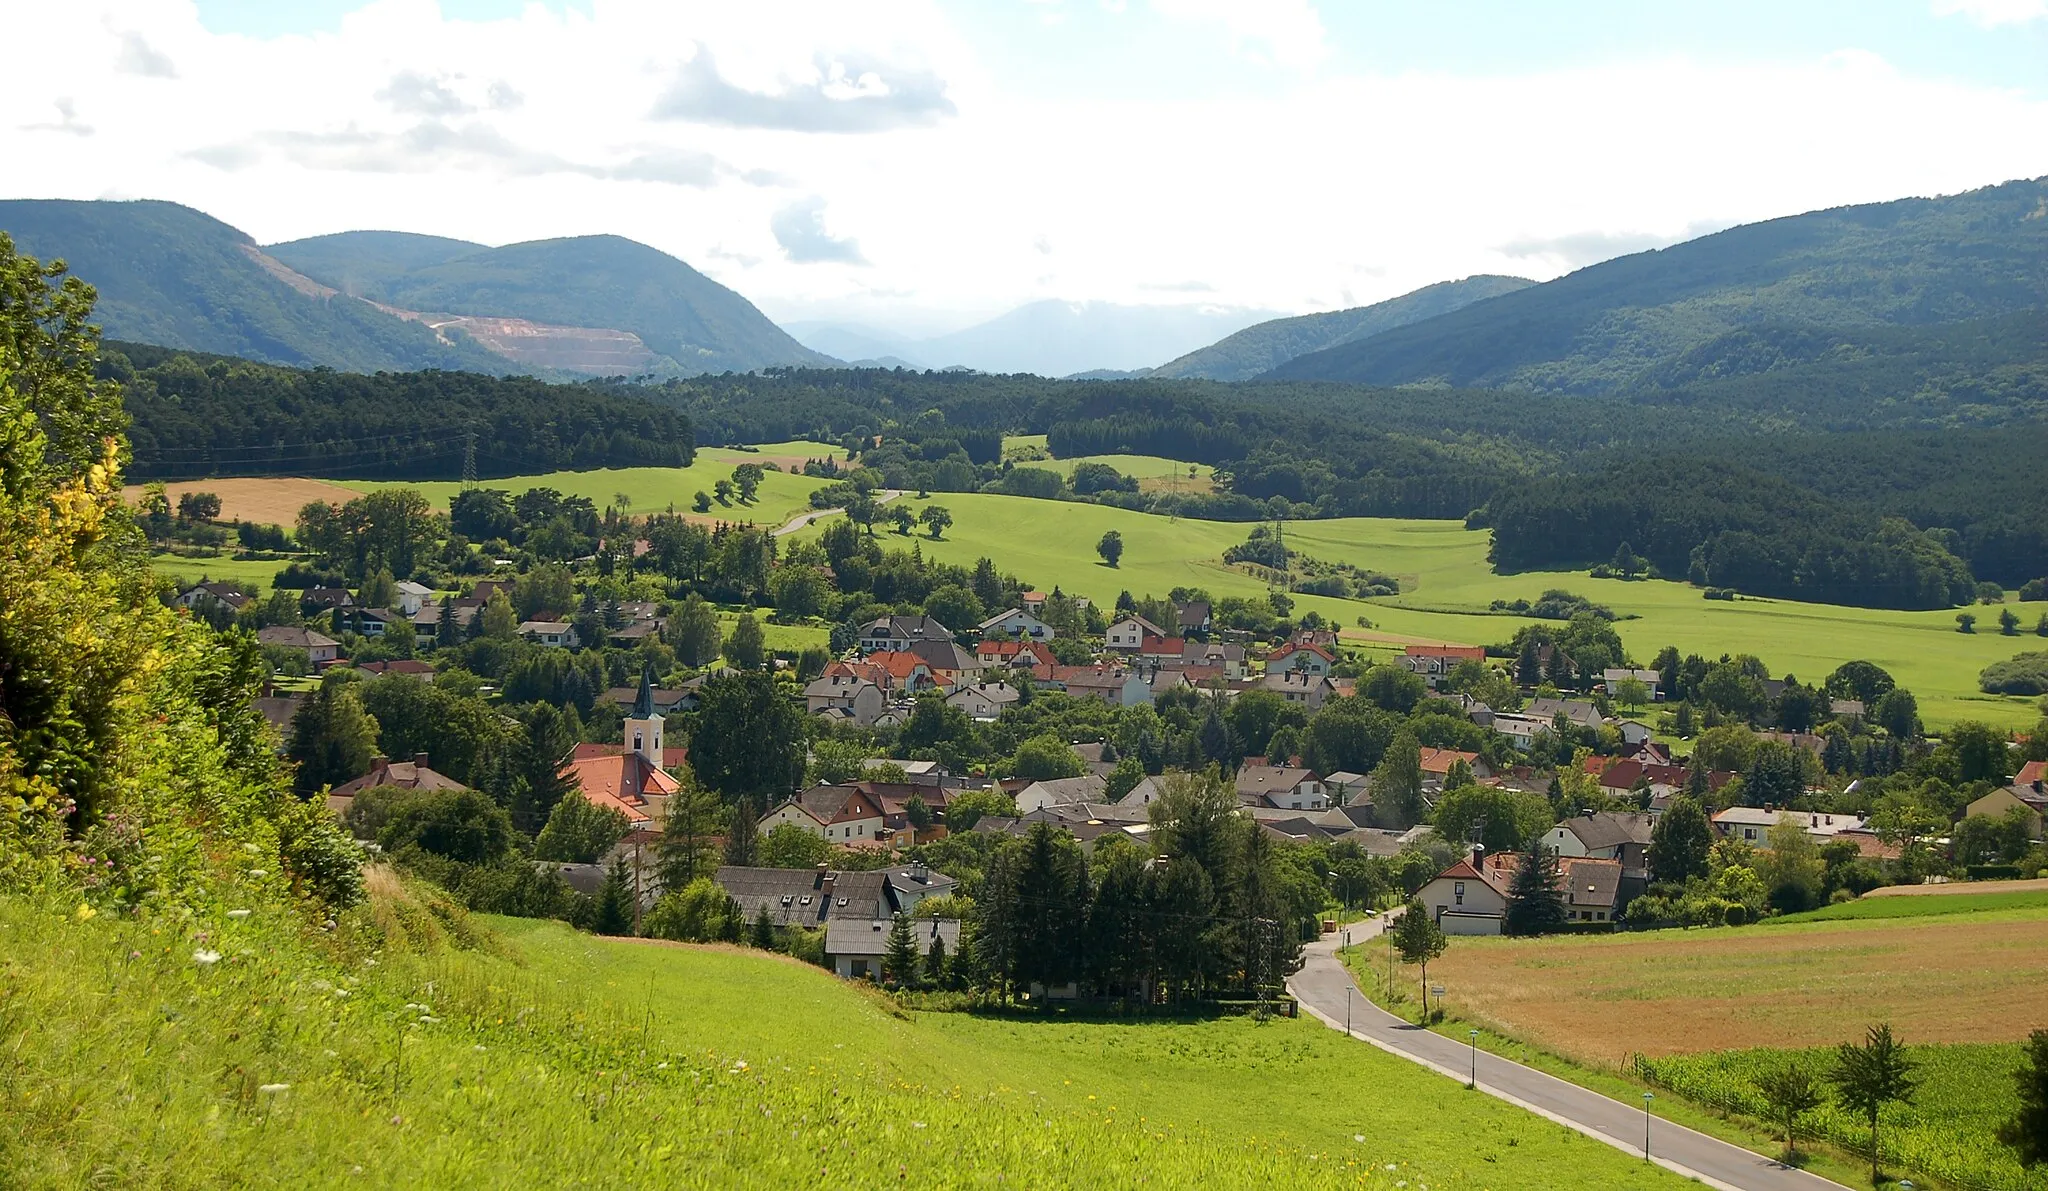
[1504,841,1569,936]
[591,858,636,936]
[723,794,760,867]
[287,676,381,796]
[883,912,920,988]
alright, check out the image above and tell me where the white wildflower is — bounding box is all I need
[227,909,252,919]
[258,1083,289,1094]
[193,949,221,966]
[1354,1134,1365,1143]
[248,869,268,878]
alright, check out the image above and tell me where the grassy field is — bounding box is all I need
[1769,888,2048,922]
[150,551,300,592]
[358,450,833,529]
[0,885,1692,1190]
[856,491,2041,728]
[719,610,831,654]
[1635,1044,2034,1191]
[1407,904,2048,1066]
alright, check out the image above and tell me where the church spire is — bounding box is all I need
[632,663,656,720]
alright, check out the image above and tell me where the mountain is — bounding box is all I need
[784,320,927,369]
[0,199,509,373]
[1266,176,2048,393]
[910,300,1281,376]
[1151,275,1533,381]
[263,230,486,297]
[271,232,836,375]
[0,198,833,378]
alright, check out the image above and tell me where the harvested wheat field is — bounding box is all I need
[123,477,366,525]
[1424,909,2048,1064]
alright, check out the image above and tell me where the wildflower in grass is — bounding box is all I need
[258,1083,289,1094]
[227,909,251,919]
[74,903,95,920]
[248,869,267,878]
[193,949,221,965]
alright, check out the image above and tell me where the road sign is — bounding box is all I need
[1430,984,1445,996]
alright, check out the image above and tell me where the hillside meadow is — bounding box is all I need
[0,885,1690,1190]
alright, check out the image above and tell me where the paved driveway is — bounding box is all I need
[1288,917,1851,1191]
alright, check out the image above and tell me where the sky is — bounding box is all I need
[4,0,2046,336]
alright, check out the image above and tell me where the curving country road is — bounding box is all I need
[1287,916,1851,1191]
[768,489,904,537]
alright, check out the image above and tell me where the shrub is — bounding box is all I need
[1980,651,2048,695]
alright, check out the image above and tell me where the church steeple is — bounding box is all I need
[627,664,663,763]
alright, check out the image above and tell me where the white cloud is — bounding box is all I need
[1932,0,2048,27]
[1149,0,1327,72]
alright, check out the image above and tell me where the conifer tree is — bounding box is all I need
[750,905,777,950]
[591,859,635,936]
[883,912,920,987]
[723,794,760,867]
[923,930,947,988]
[1504,840,1569,936]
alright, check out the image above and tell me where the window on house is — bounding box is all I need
[1453,882,1465,906]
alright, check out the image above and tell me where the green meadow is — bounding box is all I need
[150,551,302,591]
[0,889,1687,1190]
[862,490,2039,729]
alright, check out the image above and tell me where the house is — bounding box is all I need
[562,676,680,827]
[326,752,467,821]
[518,620,579,648]
[1490,713,1546,750]
[1417,747,1489,783]
[977,638,1057,669]
[1183,640,1248,679]
[1557,856,1625,923]
[904,638,982,682]
[863,758,948,787]
[847,652,937,692]
[977,608,1056,640]
[1525,697,1601,730]
[352,659,436,678]
[945,680,1020,721]
[335,606,401,638]
[1399,644,1486,687]
[805,674,886,726]
[825,916,962,981]
[255,625,341,665]
[1545,812,1656,871]
[1137,636,1187,662]
[1601,668,1662,701]
[1020,591,1047,613]
[1112,774,1170,808]
[763,785,890,844]
[1711,807,1867,844]
[1323,771,1370,806]
[1050,665,1131,706]
[1235,764,1326,810]
[1266,641,1335,676]
[1104,615,1165,650]
[1965,782,2047,836]
[1416,859,1509,935]
[859,615,954,653]
[603,685,692,715]
[1831,699,1867,719]
[1177,601,1212,636]
[1616,719,1655,747]
[176,581,252,612]
[393,580,435,617]
[300,587,355,614]
[251,690,304,742]
[1257,670,1336,712]
[1017,774,1110,814]
[410,600,477,645]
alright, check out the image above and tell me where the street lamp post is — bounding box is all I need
[1346,985,1352,1035]
[1642,1092,1654,1160]
[1468,1029,1479,1088]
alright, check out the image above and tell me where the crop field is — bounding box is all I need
[1635,1043,2033,1191]
[0,889,1691,1190]
[866,491,2040,728]
[121,476,367,525]
[1410,904,2048,1067]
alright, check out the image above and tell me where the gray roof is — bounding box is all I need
[1561,857,1623,909]
[1334,827,1409,857]
[1022,774,1108,806]
[907,639,978,671]
[882,865,959,903]
[256,626,338,649]
[1557,812,1655,851]
[1235,765,1319,797]
[1526,697,1600,727]
[825,916,960,959]
[863,615,953,642]
[714,866,891,927]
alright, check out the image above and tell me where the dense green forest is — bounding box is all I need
[1267,176,2048,393]
[110,343,695,480]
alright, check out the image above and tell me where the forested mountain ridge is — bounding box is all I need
[269,231,837,375]
[0,200,511,374]
[1152,275,1533,381]
[0,199,834,378]
[1266,176,2048,393]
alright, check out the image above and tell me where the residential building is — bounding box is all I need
[1557,856,1624,923]
[805,674,886,726]
[715,863,961,980]
[1711,807,1867,844]
[1183,640,1248,679]
[976,638,1057,669]
[826,916,961,981]
[1525,697,1601,730]
[1235,764,1326,810]
[1600,668,1662,701]
[1416,859,1509,935]
[859,615,954,653]
[1266,640,1335,675]
[1417,747,1489,783]
[1965,782,2046,835]
[518,620,579,649]
[1177,601,1212,636]
[1399,644,1486,687]
[977,608,1056,640]
[1104,615,1165,650]
[1323,771,1369,806]
[393,580,435,617]
[255,625,340,665]
[176,581,252,612]
[1544,812,1655,871]
[352,659,435,678]
[327,752,467,820]
[1016,774,1110,815]
[763,786,890,844]
[945,680,1020,721]
[904,638,982,682]
[1257,669,1336,712]
[300,587,354,614]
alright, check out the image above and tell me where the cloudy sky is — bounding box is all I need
[5,0,2046,334]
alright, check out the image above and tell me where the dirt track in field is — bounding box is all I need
[123,477,366,526]
[1426,914,2048,1063]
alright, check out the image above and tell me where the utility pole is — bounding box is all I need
[462,429,477,484]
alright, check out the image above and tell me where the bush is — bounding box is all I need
[1979,651,2048,695]
[1965,864,2024,880]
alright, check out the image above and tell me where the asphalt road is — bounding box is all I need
[768,489,902,537]
[1288,917,1852,1191]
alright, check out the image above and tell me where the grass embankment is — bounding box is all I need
[1344,900,2048,1189]
[0,884,1691,1189]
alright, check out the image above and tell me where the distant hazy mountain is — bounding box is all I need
[910,300,1281,376]
[0,199,508,373]
[785,321,926,369]
[1267,176,2048,393]
[270,230,835,375]
[1152,276,1533,381]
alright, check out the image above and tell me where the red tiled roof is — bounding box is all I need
[1418,747,1479,775]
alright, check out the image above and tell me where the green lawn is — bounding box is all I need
[1767,889,2048,923]
[717,610,831,654]
[149,551,301,592]
[1,891,1690,1189]
[356,452,832,528]
[849,492,2040,729]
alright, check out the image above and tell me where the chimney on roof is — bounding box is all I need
[370,754,388,771]
[413,752,430,769]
